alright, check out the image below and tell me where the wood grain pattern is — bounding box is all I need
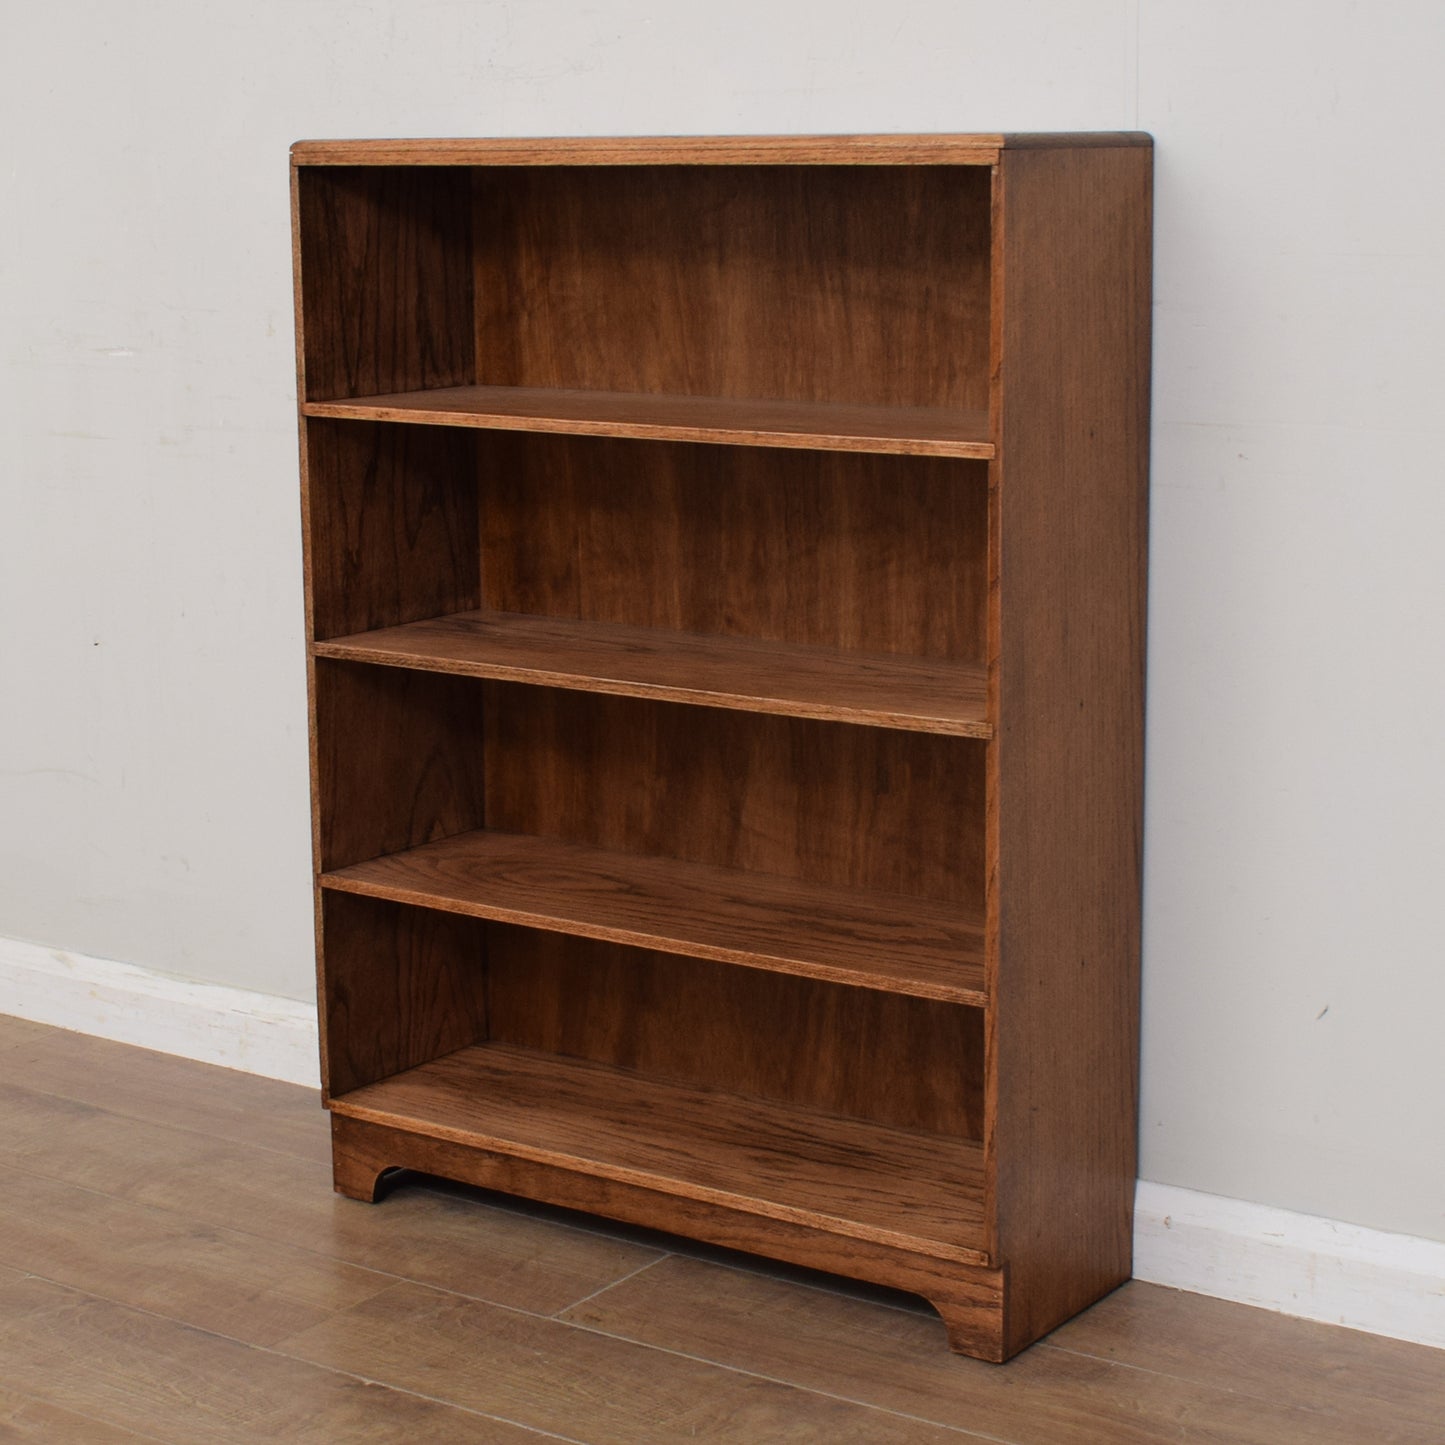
[1051,1283,1445,1439]
[0,1167,391,1348]
[486,928,985,1136]
[304,385,993,457]
[305,418,479,641]
[323,830,985,1004]
[12,1025,1434,1438]
[291,133,1152,167]
[986,142,1153,1356]
[560,1258,1387,1445]
[0,1078,658,1318]
[0,1275,549,1444]
[295,166,474,402]
[0,1383,163,1444]
[328,1043,987,1260]
[319,892,488,1098]
[313,660,487,872]
[294,133,1152,1363]
[332,1114,1007,1358]
[478,432,988,660]
[313,611,991,736]
[473,166,992,411]
[0,1015,327,1164]
[482,685,986,908]
[277,1277,970,1445]
[293,134,1011,166]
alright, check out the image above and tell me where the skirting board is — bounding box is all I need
[1133,1181,1445,1350]
[0,934,318,1088]
[2,933,1442,1350]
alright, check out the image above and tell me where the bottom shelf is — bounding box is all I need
[328,1042,986,1264]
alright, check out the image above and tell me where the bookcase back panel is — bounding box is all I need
[296,167,475,401]
[314,661,487,872]
[472,166,992,410]
[320,891,489,1097]
[481,433,988,661]
[307,419,480,640]
[485,925,983,1138]
[482,684,984,908]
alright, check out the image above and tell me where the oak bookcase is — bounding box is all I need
[291,132,1152,1361]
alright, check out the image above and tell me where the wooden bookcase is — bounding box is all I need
[291,132,1152,1362]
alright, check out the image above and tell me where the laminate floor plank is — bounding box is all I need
[0,1019,329,1165]
[0,1014,58,1052]
[1049,1281,1445,1439]
[0,1168,394,1348]
[559,1254,1403,1445]
[0,1384,163,1445]
[277,1278,978,1444]
[0,1275,556,1445]
[0,1080,661,1317]
[3,1019,1440,1445]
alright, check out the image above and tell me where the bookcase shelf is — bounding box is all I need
[312,611,991,737]
[328,1042,989,1262]
[322,829,987,1004]
[302,384,994,458]
[293,131,1151,1362]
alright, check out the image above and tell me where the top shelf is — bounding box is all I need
[302,385,994,460]
[291,132,1152,168]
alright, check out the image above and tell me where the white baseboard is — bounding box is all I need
[3,934,1442,1349]
[1134,1180,1445,1349]
[0,935,318,1087]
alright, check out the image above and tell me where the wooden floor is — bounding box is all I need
[1,1015,1440,1443]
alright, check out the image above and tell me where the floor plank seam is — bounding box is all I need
[1039,1340,1358,1422]
[293,1365,594,1445]
[13,1126,946,1342]
[9,1147,1055,1440]
[547,1251,674,1319]
[409,1177,951,1326]
[546,1316,1012,1442]
[6,1075,326,1167]
[4,1157,406,1285]
[5,1269,593,1445]
[6,1062,954,1334]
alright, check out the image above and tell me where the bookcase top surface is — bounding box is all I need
[290,132,1151,167]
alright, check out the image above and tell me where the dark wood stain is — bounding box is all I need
[986,142,1153,1357]
[478,432,988,660]
[293,133,1152,1361]
[296,166,475,402]
[485,927,985,1135]
[323,831,986,1003]
[481,685,985,906]
[473,166,993,411]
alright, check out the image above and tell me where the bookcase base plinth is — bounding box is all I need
[329,1112,1012,1361]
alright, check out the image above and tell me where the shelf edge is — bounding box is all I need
[319,866,988,1007]
[300,399,995,460]
[309,637,994,740]
[326,1090,990,1266]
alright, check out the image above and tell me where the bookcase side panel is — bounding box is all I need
[989,143,1152,1354]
